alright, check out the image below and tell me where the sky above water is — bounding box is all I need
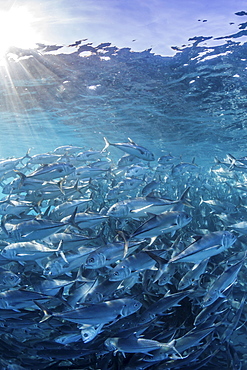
[0,0,247,55]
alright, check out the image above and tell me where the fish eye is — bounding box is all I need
[83,333,89,338]
[113,271,119,276]
[88,257,95,264]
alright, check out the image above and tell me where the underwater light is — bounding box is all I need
[0,5,39,58]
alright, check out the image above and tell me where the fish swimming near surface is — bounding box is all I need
[102,137,155,161]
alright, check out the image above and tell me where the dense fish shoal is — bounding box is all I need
[0,138,246,369]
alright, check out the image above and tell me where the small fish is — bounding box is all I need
[105,335,162,355]
[137,289,194,324]
[228,221,247,235]
[53,145,83,154]
[79,323,104,343]
[0,288,56,310]
[102,137,155,161]
[0,267,21,289]
[177,258,209,290]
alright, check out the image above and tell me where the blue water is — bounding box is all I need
[1,11,247,370]
[2,31,247,167]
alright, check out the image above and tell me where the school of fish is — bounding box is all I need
[0,138,246,369]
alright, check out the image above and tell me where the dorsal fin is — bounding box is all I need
[128,137,136,145]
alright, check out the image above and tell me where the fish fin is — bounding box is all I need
[227,153,236,162]
[146,212,157,218]
[1,216,9,237]
[67,206,78,228]
[55,241,68,264]
[14,171,26,183]
[34,300,53,323]
[17,261,25,266]
[148,236,157,245]
[191,235,204,241]
[102,137,110,152]
[54,286,71,307]
[145,250,168,283]
[57,179,65,195]
[127,137,136,145]
[116,230,129,258]
[43,205,51,218]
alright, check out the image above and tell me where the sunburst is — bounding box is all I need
[0,5,39,58]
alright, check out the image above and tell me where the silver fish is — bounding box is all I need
[202,258,245,307]
[169,231,237,264]
[103,137,155,161]
[131,211,192,241]
[36,297,142,325]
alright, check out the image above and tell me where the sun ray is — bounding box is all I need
[0,5,39,58]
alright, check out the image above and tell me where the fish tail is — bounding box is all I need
[13,171,27,189]
[1,215,9,237]
[180,186,193,208]
[199,196,204,206]
[34,300,53,323]
[214,156,221,164]
[57,179,65,195]
[56,240,68,264]
[67,206,78,228]
[145,251,169,283]
[102,137,110,153]
[24,148,32,161]
[116,230,129,258]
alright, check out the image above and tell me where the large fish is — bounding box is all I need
[36,297,142,325]
[1,217,68,242]
[169,231,237,264]
[106,187,191,218]
[130,210,192,241]
[1,241,64,262]
[202,257,245,307]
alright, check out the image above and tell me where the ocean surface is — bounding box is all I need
[1,27,247,166]
[0,8,247,370]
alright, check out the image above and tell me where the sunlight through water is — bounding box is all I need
[0,5,39,59]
